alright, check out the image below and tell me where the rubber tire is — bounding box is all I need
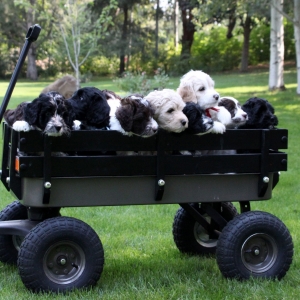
[17,216,104,293]
[0,201,28,264]
[172,202,238,255]
[216,211,293,280]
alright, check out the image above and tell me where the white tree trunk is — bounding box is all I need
[269,0,285,90]
[294,0,300,95]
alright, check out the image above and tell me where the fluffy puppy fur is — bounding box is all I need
[239,97,278,129]
[206,96,248,129]
[145,89,188,133]
[177,70,225,134]
[67,87,110,130]
[182,102,214,135]
[108,94,158,137]
[177,70,220,108]
[4,91,73,136]
[41,75,78,99]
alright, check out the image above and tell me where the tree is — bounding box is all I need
[195,1,270,72]
[269,0,285,91]
[56,0,116,87]
[178,0,198,57]
[268,0,299,94]
[0,0,59,80]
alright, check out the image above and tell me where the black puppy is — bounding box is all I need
[4,91,73,136]
[183,102,214,135]
[239,97,278,129]
[67,87,110,129]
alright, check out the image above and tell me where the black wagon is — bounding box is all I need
[0,25,293,293]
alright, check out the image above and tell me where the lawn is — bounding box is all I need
[0,69,299,300]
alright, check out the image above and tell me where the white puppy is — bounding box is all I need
[177,70,225,134]
[177,70,220,108]
[145,89,188,133]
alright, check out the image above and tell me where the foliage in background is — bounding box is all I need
[190,26,242,72]
[113,68,169,94]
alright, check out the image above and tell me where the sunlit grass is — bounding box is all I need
[0,68,299,299]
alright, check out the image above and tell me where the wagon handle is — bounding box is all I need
[0,24,42,122]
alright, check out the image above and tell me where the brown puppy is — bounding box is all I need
[41,75,78,99]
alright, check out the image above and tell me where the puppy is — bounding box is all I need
[177,70,225,134]
[179,102,214,155]
[4,91,73,136]
[67,87,110,130]
[239,97,278,129]
[182,102,214,135]
[145,89,188,133]
[108,94,158,137]
[41,75,78,99]
[206,96,248,129]
[177,70,220,108]
[106,94,158,156]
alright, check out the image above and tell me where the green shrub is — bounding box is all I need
[191,26,242,72]
[113,68,170,95]
[81,56,119,76]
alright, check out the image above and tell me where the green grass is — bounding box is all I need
[0,69,300,299]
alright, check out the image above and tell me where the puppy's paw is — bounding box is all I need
[72,120,81,130]
[12,121,31,132]
[211,121,226,134]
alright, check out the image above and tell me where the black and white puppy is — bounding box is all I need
[67,87,110,130]
[107,94,158,137]
[239,97,278,129]
[183,102,214,135]
[205,96,248,129]
[180,102,214,155]
[4,91,73,136]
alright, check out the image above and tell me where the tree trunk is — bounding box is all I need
[119,4,128,75]
[240,15,252,72]
[269,0,285,91]
[155,0,159,59]
[227,12,236,39]
[294,0,300,94]
[179,4,196,56]
[26,42,38,80]
[26,0,38,80]
[174,0,179,49]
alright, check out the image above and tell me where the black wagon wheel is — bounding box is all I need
[17,216,104,293]
[0,200,28,264]
[172,202,238,255]
[216,211,293,280]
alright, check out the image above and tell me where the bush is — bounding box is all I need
[191,26,242,72]
[81,56,119,76]
[113,68,170,95]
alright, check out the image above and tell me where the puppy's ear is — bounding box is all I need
[177,85,197,103]
[24,98,41,125]
[87,91,111,128]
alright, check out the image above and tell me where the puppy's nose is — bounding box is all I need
[213,94,219,101]
[181,120,187,126]
[55,126,62,132]
[152,127,158,133]
[242,113,248,119]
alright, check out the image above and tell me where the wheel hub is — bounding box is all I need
[241,233,278,273]
[43,241,85,284]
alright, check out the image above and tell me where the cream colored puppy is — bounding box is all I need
[177,70,225,134]
[177,70,220,108]
[145,89,188,133]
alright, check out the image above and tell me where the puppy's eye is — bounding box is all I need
[167,108,174,113]
[198,87,205,92]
